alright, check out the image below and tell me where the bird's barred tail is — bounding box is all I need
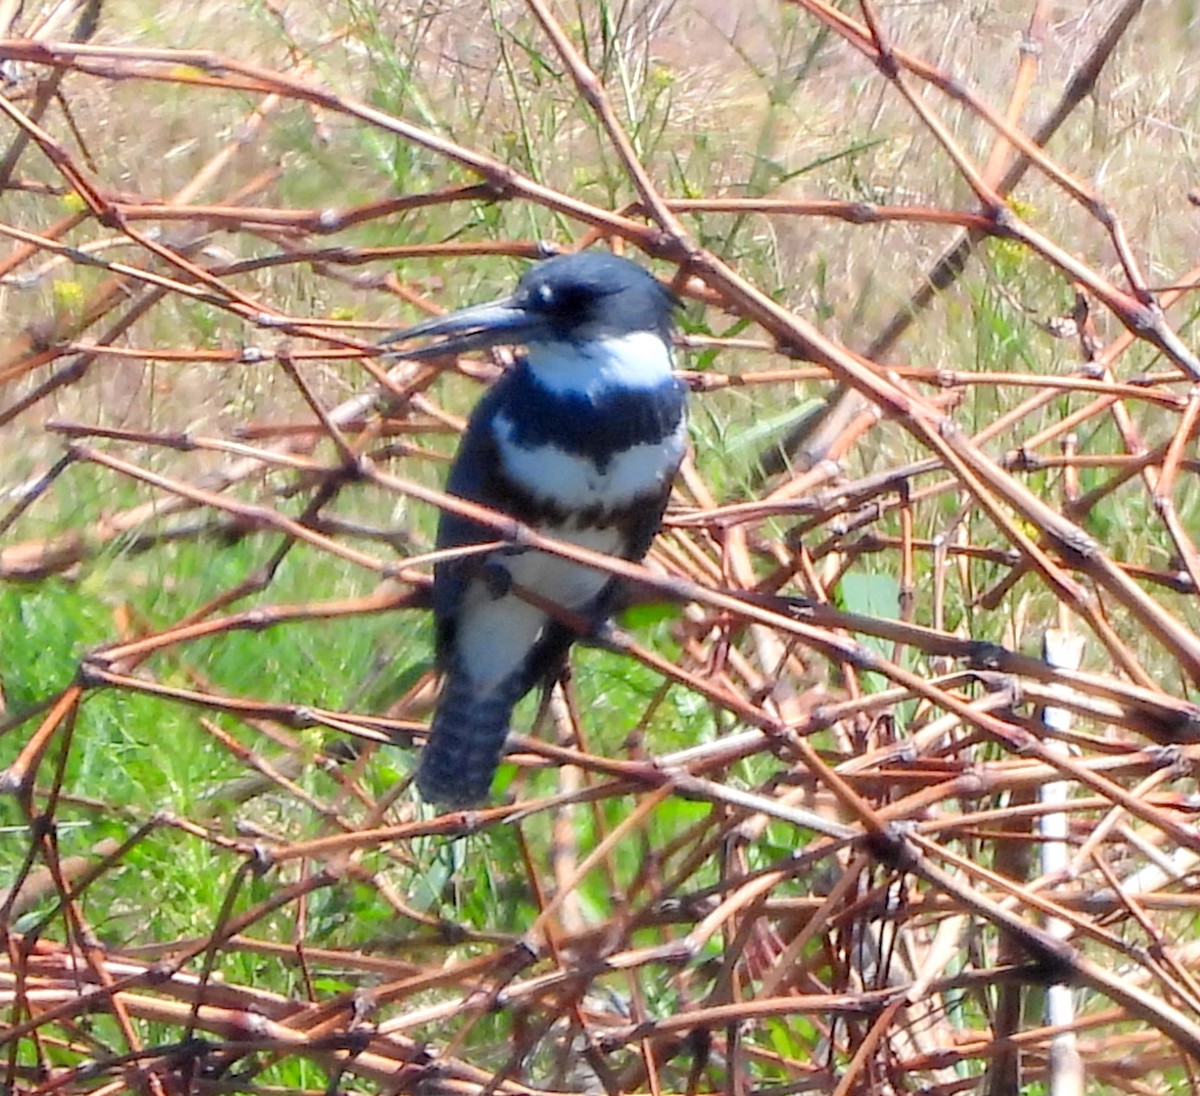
[416,664,524,807]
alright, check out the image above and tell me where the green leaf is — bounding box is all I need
[838,571,900,621]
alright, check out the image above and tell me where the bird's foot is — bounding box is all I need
[578,618,631,653]
[480,559,515,599]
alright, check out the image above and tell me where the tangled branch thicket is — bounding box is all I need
[4,0,1200,1092]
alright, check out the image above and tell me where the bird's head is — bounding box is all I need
[381,252,678,361]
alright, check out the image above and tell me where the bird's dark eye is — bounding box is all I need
[534,280,595,321]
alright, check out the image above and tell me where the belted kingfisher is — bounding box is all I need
[384,252,688,806]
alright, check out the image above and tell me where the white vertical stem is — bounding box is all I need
[1039,627,1085,1096]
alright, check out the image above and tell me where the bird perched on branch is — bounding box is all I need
[383,252,688,806]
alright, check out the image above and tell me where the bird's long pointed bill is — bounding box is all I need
[380,296,548,360]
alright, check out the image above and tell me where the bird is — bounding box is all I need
[383,252,689,806]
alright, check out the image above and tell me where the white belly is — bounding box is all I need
[453,523,624,695]
[494,414,686,512]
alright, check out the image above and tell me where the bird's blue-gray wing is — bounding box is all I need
[430,380,519,668]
